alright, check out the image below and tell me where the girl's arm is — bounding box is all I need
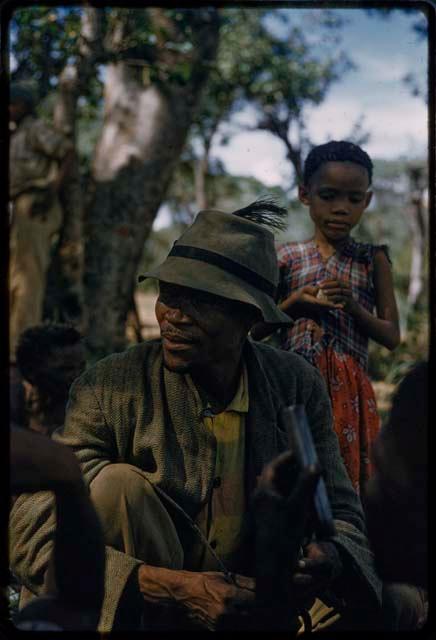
[250,286,339,341]
[320,250,401,350]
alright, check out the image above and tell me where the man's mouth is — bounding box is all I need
[161,331,197,349]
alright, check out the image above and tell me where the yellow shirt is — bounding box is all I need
[186,364,249,571]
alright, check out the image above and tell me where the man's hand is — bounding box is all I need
[318,280,359,314]
[137,565,255,630]
[292,542,343,601]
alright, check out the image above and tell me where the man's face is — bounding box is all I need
[299,161,372,242]
[155,282,254,374]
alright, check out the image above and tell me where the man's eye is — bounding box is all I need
[350,195,365,203]
[158,294,176,307]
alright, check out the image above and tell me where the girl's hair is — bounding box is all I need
[303,140,373,186]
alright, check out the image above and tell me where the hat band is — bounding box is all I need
[169,245,276,297]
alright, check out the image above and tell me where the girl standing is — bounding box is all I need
[254,140,400,495]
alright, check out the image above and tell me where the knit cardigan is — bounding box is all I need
[10,339,382,631]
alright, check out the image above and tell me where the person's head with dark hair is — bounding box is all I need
[298,140,373,248]
[365,361,428,588]
[303,140,373,187]
[16,324,86,435]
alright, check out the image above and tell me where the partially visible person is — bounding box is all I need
[14,323,86,435]
[252,141,400,496]
[365,361,428,630]
[9,83,74,364]
[10,426,105,630]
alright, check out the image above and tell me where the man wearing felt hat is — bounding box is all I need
[10,200,383,631]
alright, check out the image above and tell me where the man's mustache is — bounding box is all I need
[160,327,198,343]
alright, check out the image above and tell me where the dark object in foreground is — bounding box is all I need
[10,426,105,630]
[236,405,337,631]
[364,361,428,589]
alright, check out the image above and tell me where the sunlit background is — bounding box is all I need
[8,5,429,408]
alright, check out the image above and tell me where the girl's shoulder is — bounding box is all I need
[344,238,391,265]
[276,239,315,264]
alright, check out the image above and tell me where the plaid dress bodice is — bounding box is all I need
[277,238,389,371]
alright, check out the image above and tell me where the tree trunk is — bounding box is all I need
[406,168,427,320]
[44,8,104,331]
[85,11,220,358]
[194,149,210,210]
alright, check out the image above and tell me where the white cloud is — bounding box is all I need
[355,51,424,84]
[209,90,427,192]
[212,131,289,187]
[305,95,428,159]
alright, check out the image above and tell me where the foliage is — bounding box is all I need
[365,7,428,100]
[170,6,355,214]
[356,158,429,382]
[143,173,290,279]
[10,7,82,98]
[166,152,290,223]
[9,7,429,373]
[368,304,429,384]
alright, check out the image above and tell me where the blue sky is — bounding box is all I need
[211,7,428,190]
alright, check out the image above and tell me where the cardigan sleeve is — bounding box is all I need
[53,370,117,486]
[52,370,117,486]
[9,491,142,632]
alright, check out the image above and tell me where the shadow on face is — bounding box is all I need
[155,282,260,374]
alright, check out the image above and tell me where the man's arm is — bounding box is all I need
[17,367,255,631]
[9,372,142,632]
[10,427,104,613]
[136,565,255,630]
[52,371,117,484]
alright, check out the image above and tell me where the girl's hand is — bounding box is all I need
[281,285,341,318]
[319,280,359,314]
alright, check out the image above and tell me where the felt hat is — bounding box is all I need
[139,209,291,325]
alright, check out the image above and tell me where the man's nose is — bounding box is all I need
[164,305,191,323]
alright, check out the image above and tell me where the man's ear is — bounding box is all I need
[298,184,311,206]
[364,190,373,209]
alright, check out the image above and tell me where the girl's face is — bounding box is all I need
[298,161,372,244]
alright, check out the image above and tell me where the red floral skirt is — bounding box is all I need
[314,346,380,496]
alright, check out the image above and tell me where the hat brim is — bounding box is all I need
[140,256,291,326]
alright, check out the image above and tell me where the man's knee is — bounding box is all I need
[90,463,184,568]
[90,463,150,509]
